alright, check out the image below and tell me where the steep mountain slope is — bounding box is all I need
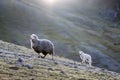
[0,0,120,72]
[0,40,120,80]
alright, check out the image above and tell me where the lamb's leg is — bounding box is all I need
[82,59,85,64]
[88,59,92,67]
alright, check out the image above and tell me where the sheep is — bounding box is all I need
[79,51,92,66]
[30,34,55,60]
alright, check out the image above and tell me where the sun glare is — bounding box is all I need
[47,0,55,3]
[44,0,56,5]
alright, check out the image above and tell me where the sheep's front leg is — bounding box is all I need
[38,53,41,58]
[38,55,41,58]
[41,56,45,58]
[41,53,47,58]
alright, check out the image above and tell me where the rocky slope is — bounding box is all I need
[0,0,120,72]
[0,40,120,80]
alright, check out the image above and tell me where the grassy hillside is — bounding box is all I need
[0,0,120,72]
[0,40,120,80]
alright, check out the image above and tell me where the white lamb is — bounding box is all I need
[79,51,92,66]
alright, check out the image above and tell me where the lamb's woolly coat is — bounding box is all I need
[79,51,92,66]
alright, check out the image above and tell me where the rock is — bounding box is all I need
[114,42,120,45]
[48,67,54,71]
[64,63,69,66]
[61,70,66,74]
[30,78,34,80]
[16,58,24,67]
[74,65,78,68]
[16,62,23,67]
[7,62,13,64]
[9,66,19,70]
[78,78,86,80]
[54,61,58,65]
[98,78,105,80]
[18,58,24,63]
[49,74,54,76]
[24,64,33,69]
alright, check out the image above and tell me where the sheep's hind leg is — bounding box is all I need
[50,50,54,60]
[51,52,55,60]
[52,54,53,60]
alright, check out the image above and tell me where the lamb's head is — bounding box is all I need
[79,51,84,55]
[30,34,38,40]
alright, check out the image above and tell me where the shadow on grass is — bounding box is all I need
[9,66,19,70]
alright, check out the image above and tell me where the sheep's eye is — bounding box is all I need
[32,39,35,43]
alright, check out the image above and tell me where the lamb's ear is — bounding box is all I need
[79,51,82,55]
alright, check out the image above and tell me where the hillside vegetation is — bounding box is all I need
[0,40,120,80]
[0,0,120,72]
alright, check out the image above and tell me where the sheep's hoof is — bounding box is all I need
[38,55,41,58]
[41,56,45,58]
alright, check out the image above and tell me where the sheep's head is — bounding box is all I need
[30,34,39,48]
[30,34,38,40]
[79,51,83,55]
